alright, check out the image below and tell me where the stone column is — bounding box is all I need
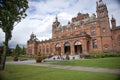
[50,43,53,55]
[61,42,64,55]
[82,37,87,54]
[70,41,75,55]
[52,43,55,55]
[41,45,43,54]
[44,45,46,54]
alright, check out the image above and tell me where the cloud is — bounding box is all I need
[104,0,120,26]
[0,0,120,48]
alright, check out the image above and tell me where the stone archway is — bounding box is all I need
[64,42,71,54]
[56,43,61,55]
[74,41,82,54]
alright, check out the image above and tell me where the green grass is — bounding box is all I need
[0,64,119,80]
[46,57,120,69]
[6,56,34,61]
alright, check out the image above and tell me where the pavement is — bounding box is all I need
[6,60,120,74]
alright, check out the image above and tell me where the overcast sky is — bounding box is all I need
[0,0,120,48]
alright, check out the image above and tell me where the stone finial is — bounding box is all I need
[99,0,102,2]
[111,15,115,20]
[68,21,70,24]
[55,15,58,22]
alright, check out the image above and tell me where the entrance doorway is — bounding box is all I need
[64,42,70,54]
[74,41,82,54]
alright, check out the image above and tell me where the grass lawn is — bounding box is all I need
[46,57,120,69]
[0,64,119,80]
[6,56,34,61]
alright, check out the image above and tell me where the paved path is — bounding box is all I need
[6,60,120,74]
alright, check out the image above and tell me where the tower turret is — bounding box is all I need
[96,0,108,18]
[111,16,116,29]
[96,0,111,35]
[96,0,112,52]
[52,16,60,38]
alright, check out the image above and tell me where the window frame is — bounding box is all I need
[92,39,98,49]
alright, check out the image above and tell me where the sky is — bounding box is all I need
[0,0,120,48]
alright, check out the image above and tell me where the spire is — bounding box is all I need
[111,15,115,20]
[68,21,70,24]
[55,15,58,22]
[53,15,60,27]
[96,0,108,18]
[99,0,102,2]
[96,1,98,7]
[98,0,105,7]
[111,15,116,29]
[31,32,34,37]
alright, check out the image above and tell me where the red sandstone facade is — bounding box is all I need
[27,0,120,55]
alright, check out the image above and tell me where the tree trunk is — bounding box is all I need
[0,32,8,70]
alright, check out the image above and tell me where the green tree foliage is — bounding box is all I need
[12,49,15,56]
[21,46,26,55]
[12,45,26,56]
[0,0,28,70]
[14,44,21,56]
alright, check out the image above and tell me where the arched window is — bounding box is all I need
[64,42,70,54]
[75,41,82,45]
[46,47,49,53]
[56,43,61,47]
[74,41,82,54]
[56,43,61,55]
[64,42,70,46]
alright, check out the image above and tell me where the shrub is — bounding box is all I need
[35,54,43,63]
[13,56,18,61]
[36,54,43,62]
[86,51,104,59]
[86,51,120,59]
[66,54,70,60]
[35,53,49,63]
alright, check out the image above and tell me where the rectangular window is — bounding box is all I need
[92,39,97,49]
[91,30,96,36]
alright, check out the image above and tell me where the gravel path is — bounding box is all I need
[6,60,120,74]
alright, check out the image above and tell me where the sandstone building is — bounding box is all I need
[27,0,120,56]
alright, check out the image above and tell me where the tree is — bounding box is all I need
[14,44,21,56]
[21,46,26,55]
[0,0,28,70]
[12,48,15,56]
[12,45,26,56]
